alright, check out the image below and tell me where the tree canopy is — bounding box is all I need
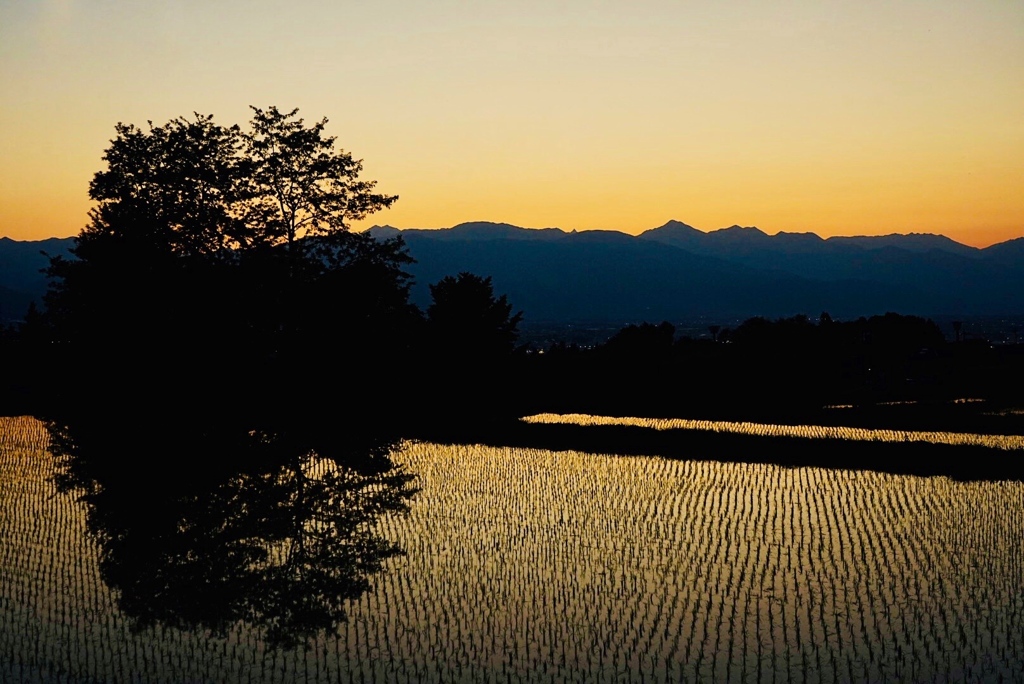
[79,106,397,260]
[241,106,397,249]
[42,106,413,426]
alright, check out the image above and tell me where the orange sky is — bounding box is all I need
[1,1,1022,247]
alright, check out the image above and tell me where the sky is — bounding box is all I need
[1,1,1022,247]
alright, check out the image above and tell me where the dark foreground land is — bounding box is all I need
[5,321,1024,463]
[3,273,1024,483]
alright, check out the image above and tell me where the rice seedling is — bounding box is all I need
[1,416,1023,681]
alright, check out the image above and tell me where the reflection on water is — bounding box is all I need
[43,415,417,649]
[2,417,1024,682]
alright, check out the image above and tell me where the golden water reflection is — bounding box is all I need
[1,417,1022,682]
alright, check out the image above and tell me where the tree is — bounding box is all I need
[42,107,411,420]
[71,107,397,260]
[83,113,244,260]
[427,272,522,357]
[239,106,397,251]
[418,272,523,426]
[603,321,676,356]
[47,105,403,323]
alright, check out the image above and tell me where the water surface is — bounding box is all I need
[1,417,1022,682]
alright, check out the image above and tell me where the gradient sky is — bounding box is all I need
[2,1,1022,246]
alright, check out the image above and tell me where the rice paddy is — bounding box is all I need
[523,412,1024,450]
[2,415,1024,682]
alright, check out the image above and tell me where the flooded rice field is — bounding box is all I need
[523,412,1024,450]
[2,416,1023,682]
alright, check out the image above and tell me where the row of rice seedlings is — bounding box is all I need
[522,412,1024,450]
[322,441,1024,682]
[2,417,1024,681]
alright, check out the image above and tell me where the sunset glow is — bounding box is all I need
[2,1,1022,246]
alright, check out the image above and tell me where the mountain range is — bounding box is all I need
[366,221,1024,322]
[2,222,1023,325]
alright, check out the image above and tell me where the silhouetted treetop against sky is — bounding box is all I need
[240,106,398,249]
[85,113,243,259]
[79,106,397,261]
[40,106,413,421]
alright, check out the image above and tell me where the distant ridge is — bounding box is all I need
[826,233,980,258]
[976,236,1024,265]
[3,222,1023,324]
[639,221,980,257]
[0,236,75,323]
[365,220,1024,321]
[368,220,1008,257]
[368,221,565,242]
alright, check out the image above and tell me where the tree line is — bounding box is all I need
[508,313,1023,428]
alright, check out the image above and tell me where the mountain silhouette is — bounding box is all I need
[4,222,1024,324]
[0,236,75,323]
[982,236,1024,266]
[369,222,565,242]
[366,221,1024,321]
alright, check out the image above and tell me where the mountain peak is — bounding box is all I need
[719,224,766,233]
[449,221,524,233]
[365,224,401,238]
[655,219,702,233]
[709,225,770,241]
[639,220,705,246]
[775,231,825,243]
[447,221,565,241]
[367,221,567,242]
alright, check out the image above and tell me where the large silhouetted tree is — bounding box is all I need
[67,107,396,260]
[42,107,411,422]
